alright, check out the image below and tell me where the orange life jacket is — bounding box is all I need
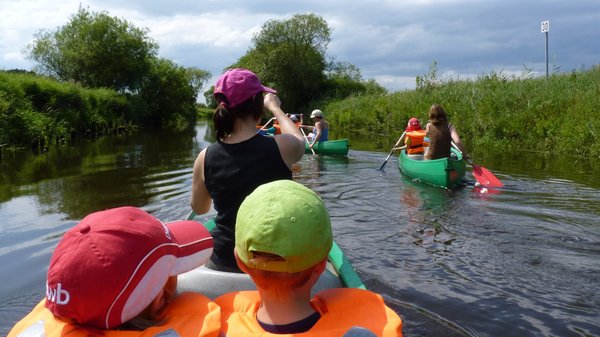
[7,292,220,337]
[215,288,402,337]
[405,130,427,154]
[272,124,282,134]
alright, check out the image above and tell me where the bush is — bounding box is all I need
[324,65,600,157]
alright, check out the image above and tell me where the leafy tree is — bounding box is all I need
[327,60,363,82]
[27,6,158,92]
[204,86,217,109]
[232,13,331,112]
[138,58,202,129]
[323,60,387,99]
[185,67,211,97]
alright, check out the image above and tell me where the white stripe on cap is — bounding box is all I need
[172,247,213,276]
[121,255,175,323]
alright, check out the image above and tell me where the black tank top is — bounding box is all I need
[204,134,292,269]
[426,121,451,159]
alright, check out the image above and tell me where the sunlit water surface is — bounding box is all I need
[1,120,598,337]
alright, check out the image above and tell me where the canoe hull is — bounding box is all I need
[398,148,466,189]
[305,139,350,155]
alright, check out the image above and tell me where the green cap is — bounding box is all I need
[236,180,332,273]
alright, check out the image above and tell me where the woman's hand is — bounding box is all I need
[263,93,282,112]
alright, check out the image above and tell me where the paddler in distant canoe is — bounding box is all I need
[300,109,329,150]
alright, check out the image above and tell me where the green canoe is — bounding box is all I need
[177,212,365,298]
[305,139,350,155]
[398,147,466,189]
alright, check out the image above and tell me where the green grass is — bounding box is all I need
[324,65,600,157]
[1,71,132,150]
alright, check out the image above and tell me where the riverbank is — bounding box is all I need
[325,65,600,157]
[0,70,205,152]
[0,71,136,151]
[4,66,600,157]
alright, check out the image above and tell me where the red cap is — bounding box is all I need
[406,117,422,132]
[214,68,276,109]
[44,206,213,329]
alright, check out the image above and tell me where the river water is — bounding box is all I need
[1,120,598,337]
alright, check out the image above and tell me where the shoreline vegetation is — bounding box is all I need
[325,64,600,157]
[1,6,598,157]
[1,70,135,152]
[2,65,600,156]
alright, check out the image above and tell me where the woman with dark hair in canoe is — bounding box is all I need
[425,104,469,160]
[191,68,305,273]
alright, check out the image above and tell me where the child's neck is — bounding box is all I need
[256,288,315,325]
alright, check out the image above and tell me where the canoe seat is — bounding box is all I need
[177,262,344,299]
[406,154,424,160]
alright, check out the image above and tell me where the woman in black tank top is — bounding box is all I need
[190,68,306,271]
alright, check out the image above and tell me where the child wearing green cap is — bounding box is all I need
[215,180,403,336]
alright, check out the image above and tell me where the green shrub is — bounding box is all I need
[324,65,600,157]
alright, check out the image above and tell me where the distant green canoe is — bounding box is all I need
[398,148,466,189]
[305,139,350,155]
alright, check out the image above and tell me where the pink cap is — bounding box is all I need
[406,117,422,132]
[214,68,276,109]
[44,206,213,329]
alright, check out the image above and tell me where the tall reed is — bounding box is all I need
[325,65,600,157]
[1,71,131,150]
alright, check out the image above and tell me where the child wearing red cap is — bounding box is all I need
[216,180,403,337]
[405,117,422,132]
[404,117,427,156]
[7,207,219,337]
[191,68,305,273]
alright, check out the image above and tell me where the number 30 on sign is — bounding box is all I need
[541,20,549,33]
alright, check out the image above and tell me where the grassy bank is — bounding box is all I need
[324,65,600,157]
[1,71,133,151]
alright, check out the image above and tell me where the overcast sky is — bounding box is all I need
[1,0,599,94]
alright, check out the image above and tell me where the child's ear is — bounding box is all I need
[234,248,250,274]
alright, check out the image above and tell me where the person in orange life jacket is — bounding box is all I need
[424,104,469,160]
[215,180,403,337]
[301,109,329,149]
[403,117,426,155]
[191,68,305,273]
[7,206,219,337]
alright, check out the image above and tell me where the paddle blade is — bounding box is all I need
[471,164,503,188]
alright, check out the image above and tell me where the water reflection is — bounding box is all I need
[0,127,198,219]
[1,121,599,337]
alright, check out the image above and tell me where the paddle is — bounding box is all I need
[300,127,316,155]
[379,131,405,171]
[451,143,503,188]
[258,117,276,132]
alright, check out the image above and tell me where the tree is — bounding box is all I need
[27,6,158,92]
[138,58,202,129]
[231,13,331,112]
[323,60,387,99]
[204,86,217,109]
[185,67,211,98]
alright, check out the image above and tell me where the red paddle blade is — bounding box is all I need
[471,164,503,188]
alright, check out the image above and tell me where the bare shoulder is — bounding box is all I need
[193,148,207,171]
[274,134,305,164]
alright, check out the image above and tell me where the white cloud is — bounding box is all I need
[1,0,599,92]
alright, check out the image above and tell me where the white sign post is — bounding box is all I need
[541,20,549,78]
